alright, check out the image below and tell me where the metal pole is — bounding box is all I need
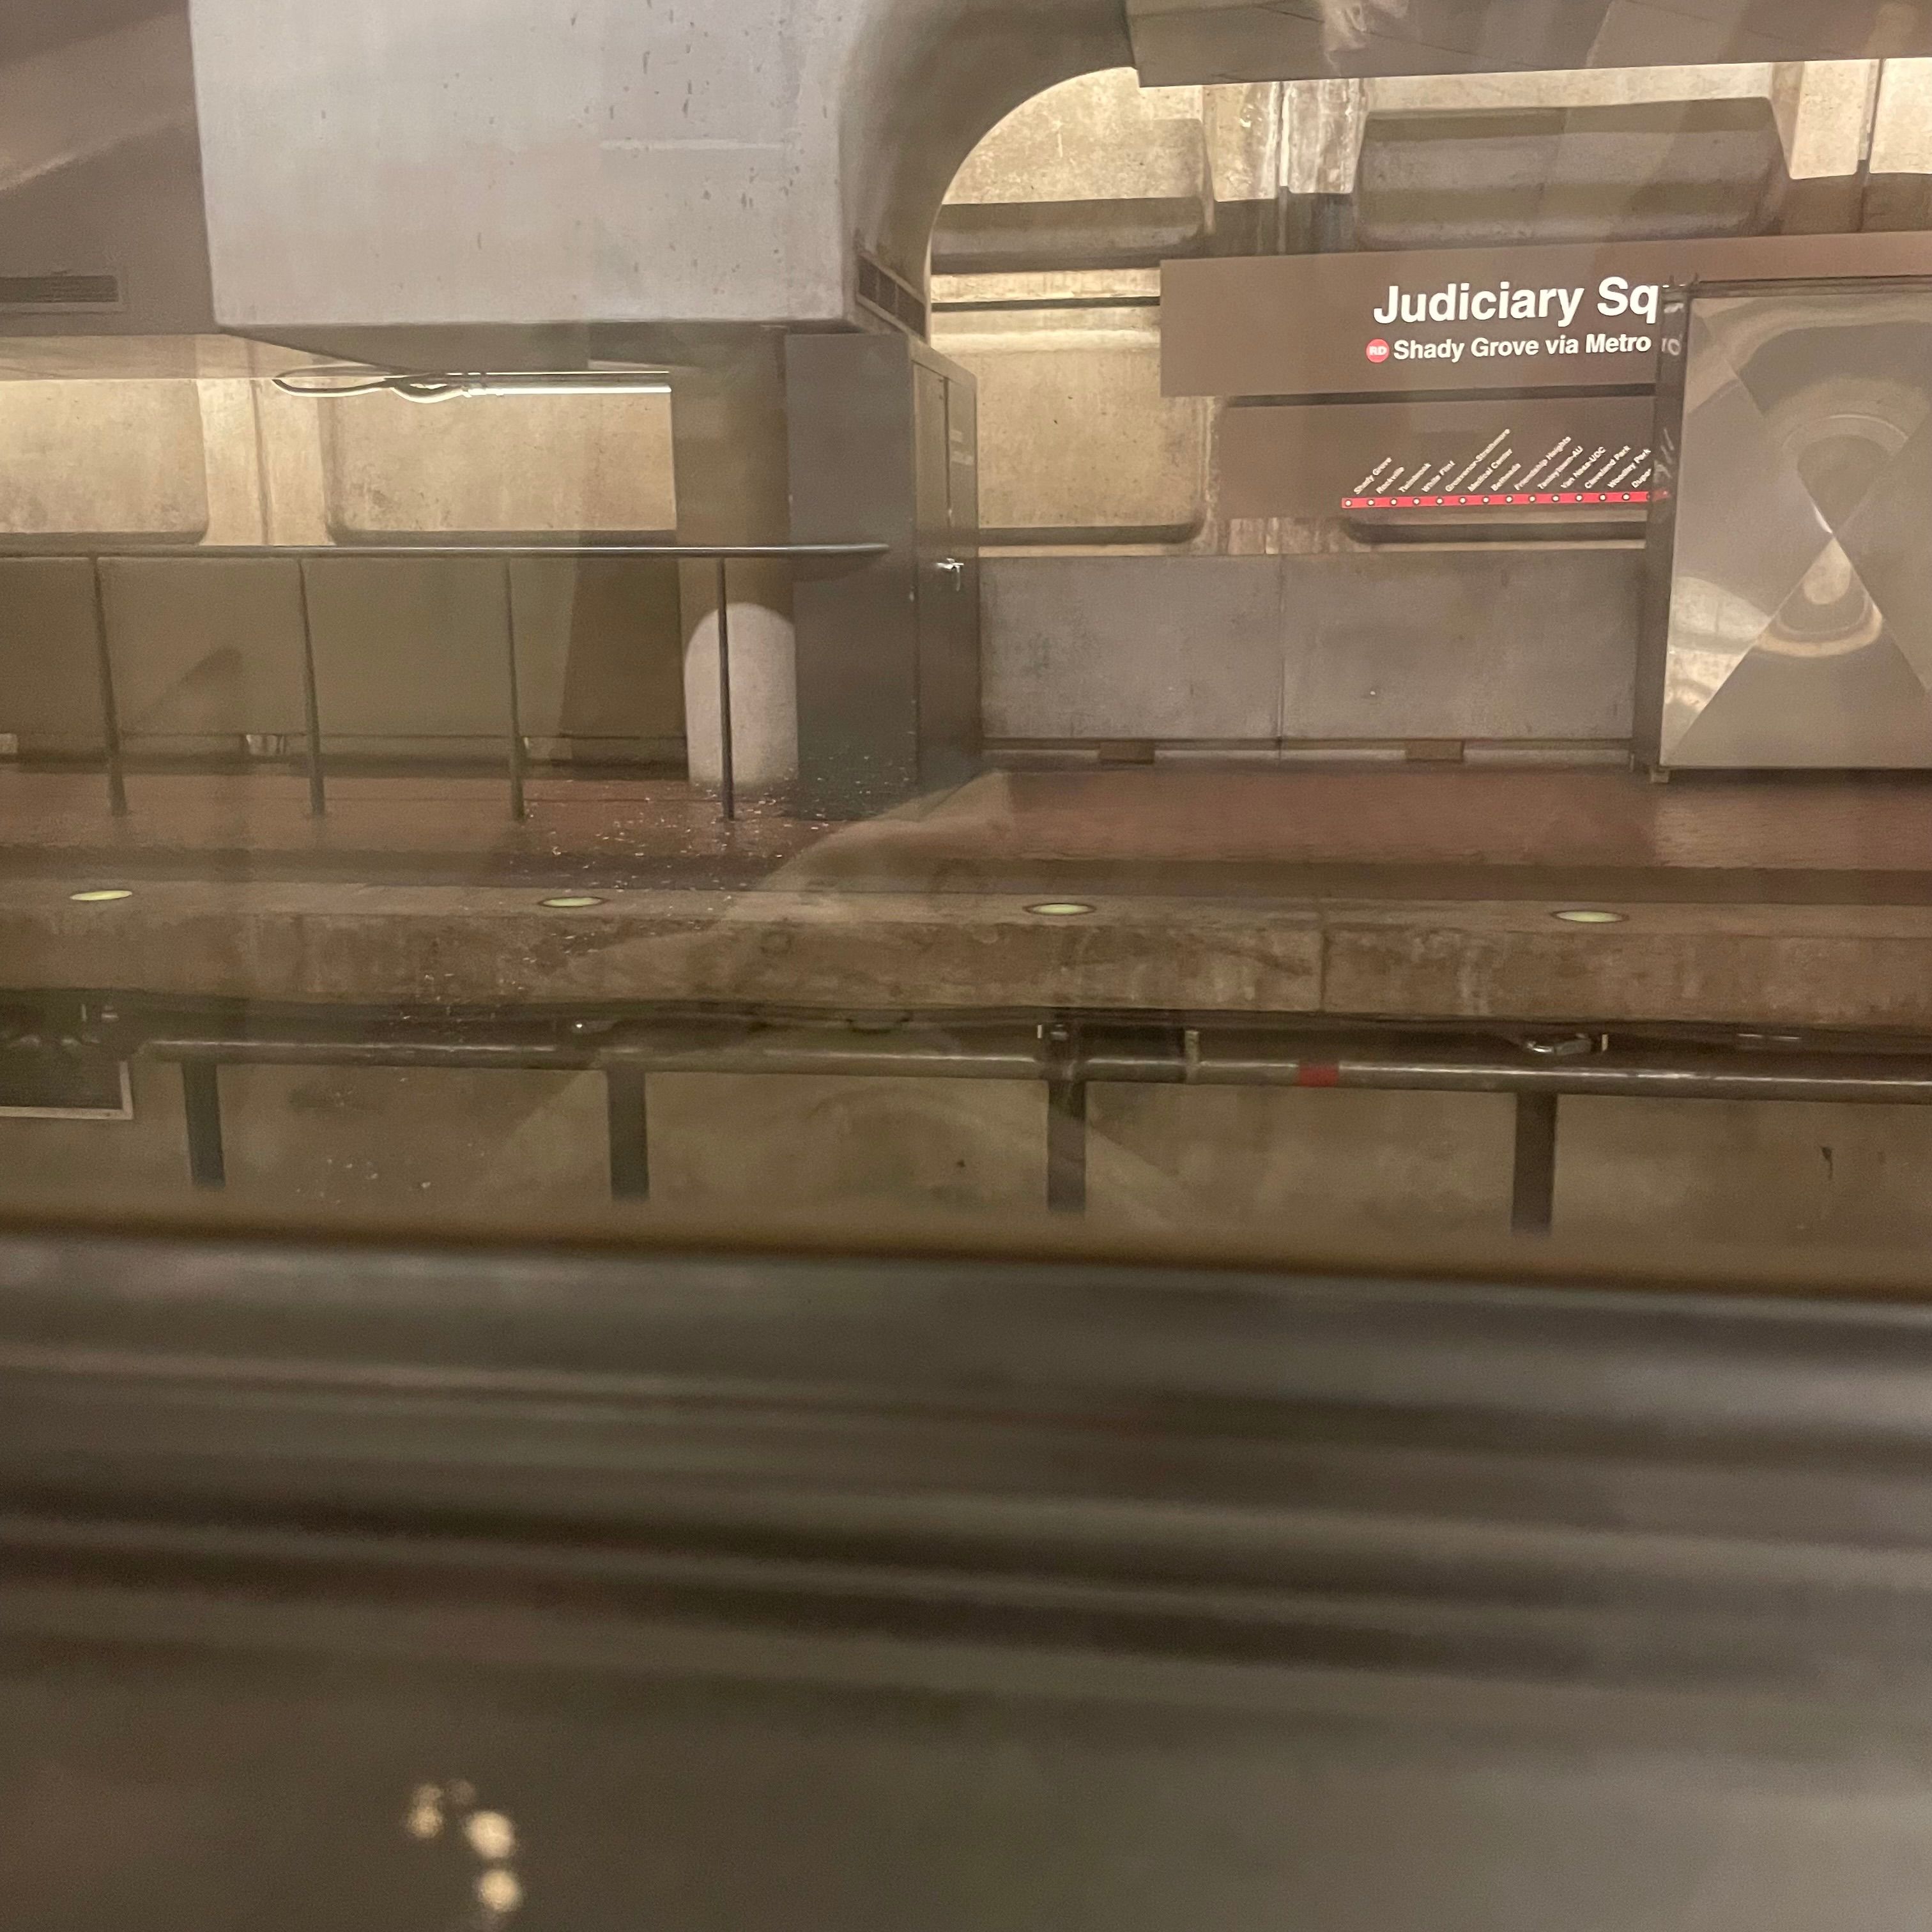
[88,558,128,818]
[606,1066,651,1202]
[181,1061,227,1189]
[715,556,736,823]
[295,558,326,817]
[1512,1091,1559,1237]
[1047,1080,1088,1215]
[125,1027,1932,1106]
[502,556,528,823]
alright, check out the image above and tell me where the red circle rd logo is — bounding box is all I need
[1365,338,1391,364]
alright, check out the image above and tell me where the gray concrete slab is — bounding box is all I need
[647,1073,1047,1216]
[982,556,1284,740]
[0,882,1324,1013]
[1554,1094,1932,1249]
[1324,901,1932,1028]
[104,556,310,744]
[0,558,110,746]
[982,551,1642,748]
[217,1064,611,1216]
[1089,1085,1516,1240]
[1284,550,1641,744]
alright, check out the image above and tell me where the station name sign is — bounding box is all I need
[1163,232,1932,399]
[1365,273,1660,369]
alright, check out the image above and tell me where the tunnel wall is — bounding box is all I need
[15,1057,1932,1255]
[981,550,1642,750]
[0,353,1644,763]
[0,364,686,763]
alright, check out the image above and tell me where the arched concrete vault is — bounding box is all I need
[840,0,1135,291]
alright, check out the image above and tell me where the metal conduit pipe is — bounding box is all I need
[1182,1041,1932,1105]
[144,1027,1046,1080]
[142,1026,1932,1101]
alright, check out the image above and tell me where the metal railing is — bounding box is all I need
[83,1008,1932,1232]
[20,542,887,824]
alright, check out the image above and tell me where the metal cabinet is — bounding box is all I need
[787,332,982,816]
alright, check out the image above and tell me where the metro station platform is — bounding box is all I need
[6,763,1932,1030]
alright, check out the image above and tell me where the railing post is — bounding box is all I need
[181,1061,227,1189]
[715,556,736,824]
[295,556,326,817]
[606,1065,650,1202]
[1512,1091,1559,1236]
[1047,1078,1089,1214]
[88,556,128,818]
[1043,1022,1087,1215]
[502,555,527,822]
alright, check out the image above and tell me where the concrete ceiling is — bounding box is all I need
[0,0,173,66]
[0,0,214,335]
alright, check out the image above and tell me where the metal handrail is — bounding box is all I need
[12,541,889,824]
[116,1013,1932,1227]
[16,543,889,560]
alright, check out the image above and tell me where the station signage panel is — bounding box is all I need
[1163,232,1932,401]
[1169,230,1932,524]
[1220,394,1653,525]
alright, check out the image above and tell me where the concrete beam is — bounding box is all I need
[15,883,1932,1030]
[0,882,1322,1013]
[1325,903,1932,1031]
[186,0,1131,337]
[1127,0,1932,88]
[1276,60,1888,201]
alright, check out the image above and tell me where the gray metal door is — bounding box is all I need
[914,364,982,791]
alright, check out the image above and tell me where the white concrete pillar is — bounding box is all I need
[671,334,797,798]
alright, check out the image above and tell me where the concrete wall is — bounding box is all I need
[13,55,1926,762]
[931,60,1932,577]
[13,1060,1932,1255]
[934,59,1930,751]
[935,308,1207,542]
[0,553,687,759]
[946,69,1207,204]
[930,69,1216,553]
[982,550,1643,746]
[0,381,209,540]
[320,390,676,540]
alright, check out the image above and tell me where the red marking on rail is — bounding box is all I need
[1296,1063,1342,1089]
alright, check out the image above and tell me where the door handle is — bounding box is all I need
[936,557,965,588]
